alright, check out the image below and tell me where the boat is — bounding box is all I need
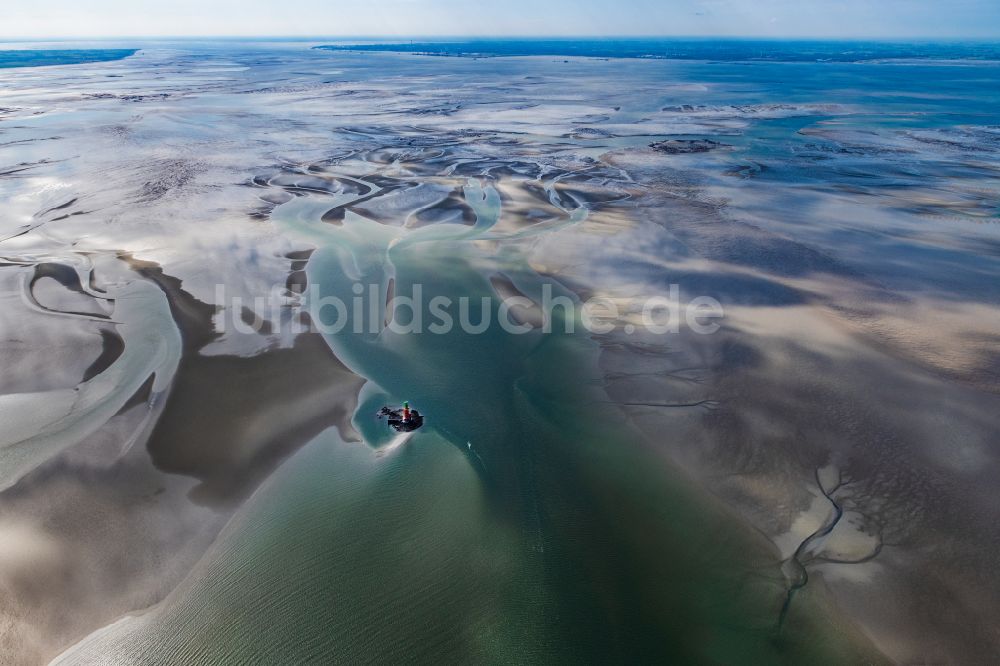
[377,401,424,432]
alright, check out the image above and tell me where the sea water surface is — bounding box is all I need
[1,39,998,663]
[54,161,879,663]
[317,37,1000,61]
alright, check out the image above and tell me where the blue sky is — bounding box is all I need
[1,0,999,39]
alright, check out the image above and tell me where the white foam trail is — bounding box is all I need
[466,441,487,470]
[377,432,413,456]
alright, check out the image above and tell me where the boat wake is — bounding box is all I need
[376,431,413,457]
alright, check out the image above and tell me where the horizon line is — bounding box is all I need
[3,34,1000,43]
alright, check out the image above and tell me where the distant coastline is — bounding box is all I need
[0,49,137,69]
[315,38,1000,63]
